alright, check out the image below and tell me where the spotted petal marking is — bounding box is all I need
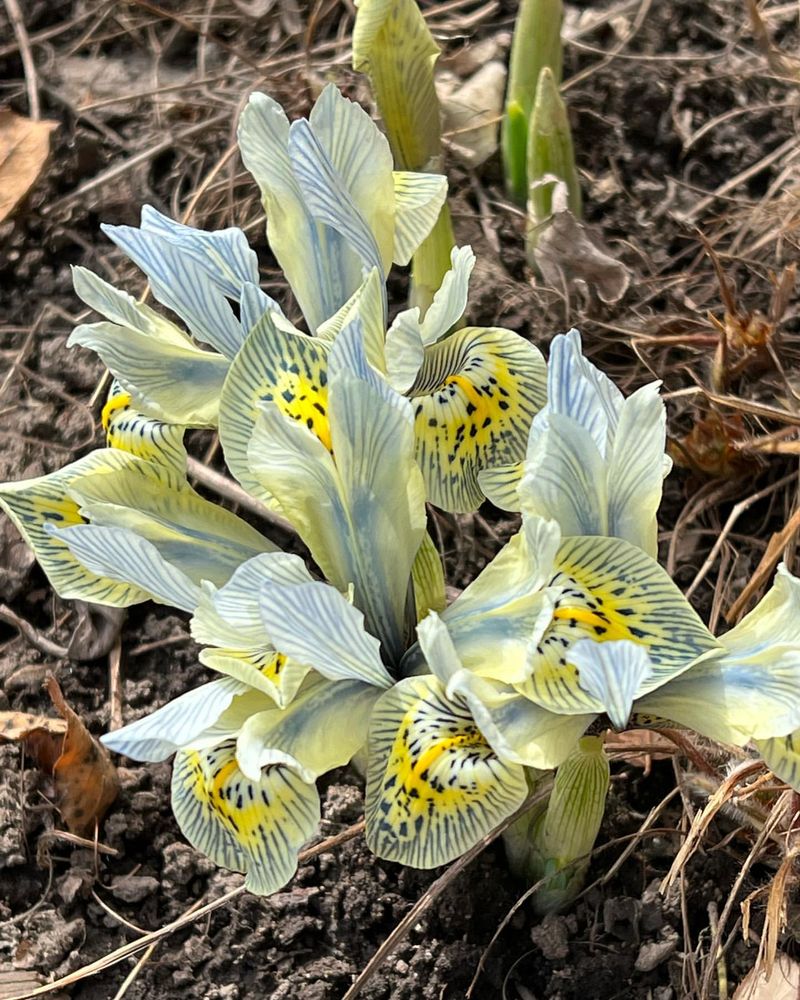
[219,308,331,502]
[102,380,187,474]
[518,535,717,715]
[0,450,149,606]
[409,327,546,511]
[172,740,320,895]
[365,675,528,868]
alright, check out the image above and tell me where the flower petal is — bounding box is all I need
[365,674,528,867]
[140,205,259,299]
[391,171,448,265]
[101,222,244,359]
[102,380,187,474]
[519,534,717,714]
[571,638,654,729]
[172,740,320,895]
[101,677,248,761]
[236,677,382,781]
[219,307,331,501]
[259,579,392,688]
[410,326,547,511]
[0,450,150,606]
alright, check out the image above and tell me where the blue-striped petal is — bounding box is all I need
[571,638,654,729]
[172,740,320,895]
[101,223,244,359]
[365,674,528,868]
[140,205,259,298]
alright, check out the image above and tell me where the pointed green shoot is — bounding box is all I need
[502,0,564,204]
[526,66,581,255]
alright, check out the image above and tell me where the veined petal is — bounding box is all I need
[518,534,717,715]
[384,244,475,392]
[140,205,259,299]
[101,677,248,761]
[304,83,395,272]
[50,523,200,611]
[352,0,442,172]
[416,611,593,768]
[101,223,244,359]
[238,91,360,331]
[172,740,320,895]
[250,322,426,662]
[477,460,523,511]
[417,245,475,346]
[69,320,228,427]
[72,265,192,346]
[546,329,622,455]
[259,579,392,688]
[409,326,547,511]
[192,553,314,707]
[102,380,187,474]
[607,383,669,557]
[571,639,654,729]
[365,675,528,868]
[219,307,330,502]
[635,567,800,744]
[520,413,608,535]
[0,450,149,606]
[757,731,800,791]
[236,678,382,781]
[68,459,277,591]
[412,532,446,620]
[391,171,448,265]
[441,517,561,683]
[315,267,387,374]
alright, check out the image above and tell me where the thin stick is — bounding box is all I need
[108,636,123,732]
[186,457,295,535]
[3,0,40,119]
[0,604,69,660]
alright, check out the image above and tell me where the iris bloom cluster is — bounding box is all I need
[3,86,800,895]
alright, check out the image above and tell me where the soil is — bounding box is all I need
[1,1,799,998]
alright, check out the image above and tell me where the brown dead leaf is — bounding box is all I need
[0,109,58,223]
[733,952,800,1000]
[604,729,673,771]
[531,187,631,304]
[0,677,119,835]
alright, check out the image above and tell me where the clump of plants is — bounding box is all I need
[3,82,800,912]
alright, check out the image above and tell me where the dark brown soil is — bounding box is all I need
[1,1,799,997]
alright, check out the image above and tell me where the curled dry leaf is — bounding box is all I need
[733,952,800,1000]
[0,108,58,223]
[530,179,630,304]
[438,61,507,167]
[0,677,119,836]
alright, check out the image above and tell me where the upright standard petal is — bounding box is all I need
[249,321,426,662]
[172,740,320,895]
[101,221,245,358]
[410,326,547,511]
[391,171,448,265]
[71,267,228,426]
[258,578,393,689]
[192,553,315,708]
[139,206,259,299]
[365,674,528,868]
